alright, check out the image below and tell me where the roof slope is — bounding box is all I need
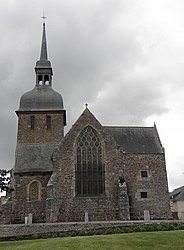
[14,144,54,173]
[19,85,64,111]
[105,126,164,154]
[170,186,184,201]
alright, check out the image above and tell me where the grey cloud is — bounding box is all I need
[0,1,170,172]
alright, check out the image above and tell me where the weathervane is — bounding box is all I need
[41,13,47,24]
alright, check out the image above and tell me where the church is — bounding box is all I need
[12,21,171,223]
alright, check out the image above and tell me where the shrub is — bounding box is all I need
[93,230,102,235]
[112,228,121,234]
[87,230,95,236]
[132,226,142,232]
[121,227,133,233]
[143,224,158,232]
[77,230,87,236]
[106,228,115,234]
[178,224,184,230]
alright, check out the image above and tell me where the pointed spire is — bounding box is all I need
[36,14,51,68]
[40,15,48,61]
[35,15,53,86]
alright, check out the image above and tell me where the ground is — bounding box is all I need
[0,231,184,250]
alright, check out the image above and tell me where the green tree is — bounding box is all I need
[0,169,11,192]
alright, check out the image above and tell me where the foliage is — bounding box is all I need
[0,169,11,193]
[0,231,184,250]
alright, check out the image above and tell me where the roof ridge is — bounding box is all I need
[172,186,184,192]
[104,125,154,128]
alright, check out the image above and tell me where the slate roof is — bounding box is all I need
[170,186,184,201]
[19,85,64,111]
[105,126,164,154]
[14,144,54,173]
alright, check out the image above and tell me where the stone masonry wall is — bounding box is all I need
[122,153,171,219]
[13,174,51,223]
[0,220,180,240]
[47,109,171,222]
[17,111,65,144]
[47,109,124,222]
[13,110,65,223]
[118,183,130,220]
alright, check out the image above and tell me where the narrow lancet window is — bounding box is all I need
[30,116,35,130]
[46,116,51,129]
[76,126,105,196]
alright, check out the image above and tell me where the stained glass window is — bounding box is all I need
[76,126,105,196]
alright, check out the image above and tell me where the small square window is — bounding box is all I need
[141,192,147,198]
[141,170,148,178]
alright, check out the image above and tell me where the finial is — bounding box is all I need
[41,13,47,24]
[85,103,88,109]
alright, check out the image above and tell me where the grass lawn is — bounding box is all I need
[0,230,184,250]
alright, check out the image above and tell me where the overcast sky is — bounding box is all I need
[0,0,184,191]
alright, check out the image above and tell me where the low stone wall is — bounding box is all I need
[0,220,181,240]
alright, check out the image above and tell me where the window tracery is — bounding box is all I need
[76,126,105,196]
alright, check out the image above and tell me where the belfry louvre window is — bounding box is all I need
[76,126,105,196]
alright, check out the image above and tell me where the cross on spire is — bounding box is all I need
[41,13,47,24]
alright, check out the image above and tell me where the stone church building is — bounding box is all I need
[12,22,171,223]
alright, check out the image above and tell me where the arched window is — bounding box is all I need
[44,75,50,85]
[28,181,41,201]
[76,126,105,196]
[38,75,43,85]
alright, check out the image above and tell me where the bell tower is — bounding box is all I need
[16,18,66,145]
[13,19,66,223]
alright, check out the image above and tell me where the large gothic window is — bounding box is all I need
[28,181,41,201]
[76,126,105,196]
